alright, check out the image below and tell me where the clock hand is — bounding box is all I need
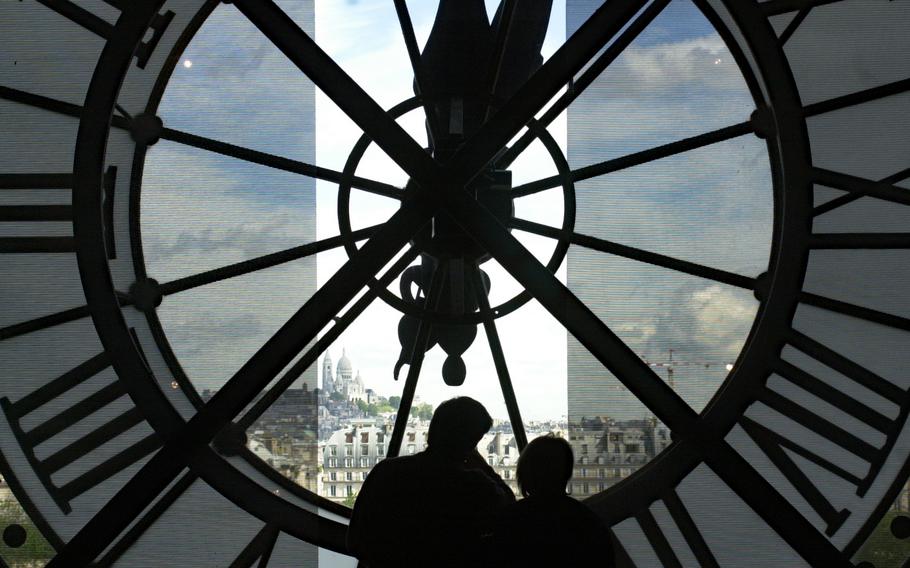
[420,0,493,159]
[445,0,650,187]
[393,0,443,148]
[158,225,382,297]
[233,0,439,189]
[483,0,552,119]
[513,120,755,198]
[496,0,671,169]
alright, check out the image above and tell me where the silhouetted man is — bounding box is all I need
[347,397,515,567]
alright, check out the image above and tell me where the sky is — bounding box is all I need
[140,0,772,424]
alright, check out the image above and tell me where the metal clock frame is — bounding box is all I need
[0,0,902,566]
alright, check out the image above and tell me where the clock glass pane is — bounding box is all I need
[139,0,771,505]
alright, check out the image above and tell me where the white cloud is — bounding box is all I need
[611,35,747,94]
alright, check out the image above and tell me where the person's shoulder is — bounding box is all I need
[561,496,607,523]
[371,454,418,474]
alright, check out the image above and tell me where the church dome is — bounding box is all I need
[337,349,353,374]
[354,370,364,387]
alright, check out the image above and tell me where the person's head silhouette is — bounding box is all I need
[517,434,573,498]
[427,396,493,458]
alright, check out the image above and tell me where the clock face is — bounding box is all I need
[1,0,909,567]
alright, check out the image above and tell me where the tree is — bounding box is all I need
[0,497,54,566]
[410,403,434,421]
[388,396,401,410]
[329,391,345,402]
[853,511,910,568]
[343,491,358,508]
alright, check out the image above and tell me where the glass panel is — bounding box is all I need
[561,0,772,495]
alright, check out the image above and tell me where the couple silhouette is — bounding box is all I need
[347,397,614,567]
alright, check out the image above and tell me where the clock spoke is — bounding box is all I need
[49,204,431,566]
[442,190,699,433]
[809,232,910,249]
[392,0,442,145]
[232,0,439,188]
[0,304,90,342]
[234,247,421,431]
[0,84,85,119]
[158,225,381,298]
[804,75,910,117]
[495,0,671,169]
[512,217,757,290]
[800,290,910,333]
[388,261,446,458]
[446,0,651,185]
[160,127,403,200]
[512,121,754,198]
[813,166,910,217]
[0,85,401,199]
[469,264,528,451]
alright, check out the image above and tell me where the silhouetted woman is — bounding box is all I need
[484,434,614,567]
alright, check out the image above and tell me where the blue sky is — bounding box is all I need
[140,0,772,423]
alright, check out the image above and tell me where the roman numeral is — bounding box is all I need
[633,491,719,568]
[800,291,910,333]
[0,168,118,256]
[0,352,161,513]
[740,329,909,535]
[34,0,174,69]
[0,173,74,253]
[228,524,280,568]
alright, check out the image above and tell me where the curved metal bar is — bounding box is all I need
[387,261,446,458]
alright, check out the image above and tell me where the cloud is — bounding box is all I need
[613,35,747,94]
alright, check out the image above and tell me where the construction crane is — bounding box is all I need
[641,348,735,390]
[598,349,735,391]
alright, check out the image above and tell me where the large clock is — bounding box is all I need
[1,0,909,566]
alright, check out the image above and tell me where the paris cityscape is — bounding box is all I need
[234,347,669,504]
